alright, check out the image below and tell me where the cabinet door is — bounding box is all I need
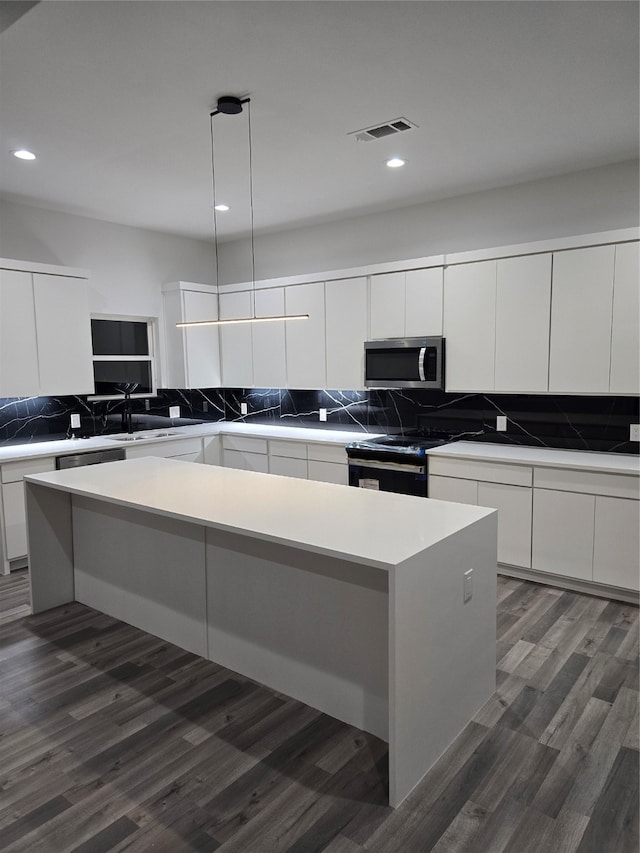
[285,282,326,389]
[326,277,367,389]
[269,455,308,480]
[2,481,28,560]
[495,254,551,393]
[33,274,94,395]
[0,269,39,397]
[443,261,496,391]
[477,482,532,569]
[252,288,286,388]
[307,460,348,486]
[219,291,254,388]
[593,496,640,591]
[182,290,220,389]
[222,449,269,473]
[405,268,443,337]
[532,488,594,580]
[610,242,640,395]
[428,475,478,505]
[549,246,615,393]
[369,272,405,339]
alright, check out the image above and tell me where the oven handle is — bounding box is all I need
[348,459,426,474]
[418,347,426,382]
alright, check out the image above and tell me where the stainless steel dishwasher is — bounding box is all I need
[55,447,126,469]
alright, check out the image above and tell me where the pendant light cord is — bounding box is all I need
[209,113,220,293]
[247,99,256,317]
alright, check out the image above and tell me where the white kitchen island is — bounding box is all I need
[25,457,497,807]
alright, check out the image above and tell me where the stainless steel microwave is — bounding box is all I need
[364,337,445,389]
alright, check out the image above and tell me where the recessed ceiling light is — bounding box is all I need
[386,158,406,169]
[12,149,36,160]
[214,203,230,212]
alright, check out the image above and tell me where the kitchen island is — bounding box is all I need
[25,457,497,807]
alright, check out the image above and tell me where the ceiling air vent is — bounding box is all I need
[349,117,418,143]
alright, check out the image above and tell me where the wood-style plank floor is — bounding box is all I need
[0,569,637,852]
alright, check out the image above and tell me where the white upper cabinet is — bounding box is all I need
[444,260,497,391]
[549,245,615,394]
[252,288,286,388]
[369,272,405,339]
[404,268,443,337]
[325,277,367,389]
[0,268,93,398]
[370,268,443,340]
[163,282,220,389]
[609,242,639,395]
[219,290,254,388]
[494,254,552,393]
[286,282,326,389]
[33,274,94,396]
[0,269,40,397]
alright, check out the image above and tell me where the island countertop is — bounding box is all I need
[26,456,494,570]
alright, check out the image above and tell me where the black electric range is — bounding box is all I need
[345,431,457,497]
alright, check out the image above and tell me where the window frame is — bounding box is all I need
[88,313,158,401]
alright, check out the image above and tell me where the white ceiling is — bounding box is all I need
[0,1,638,241]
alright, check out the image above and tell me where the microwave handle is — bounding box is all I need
[418,347,426,381]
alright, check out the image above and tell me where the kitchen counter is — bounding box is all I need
[25,457,496,808]
[428,440,639,476]
[0,423,382,464]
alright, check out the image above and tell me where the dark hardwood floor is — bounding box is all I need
[0,569,637,852]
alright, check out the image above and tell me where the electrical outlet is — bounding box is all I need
[464,568,473,603]
[169,406,180,419]
[630,424,640,442]
[145,399,150,411]
[70,414,81,430]
[496,415,507,432]
[203,401,209,413]
[240,402,248,416]
[319,408,327,422]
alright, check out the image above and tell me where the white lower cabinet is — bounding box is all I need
[1,456,56,573]
[125,437,204,462]
[269,455,308,479]
[428,473,532,568]
[308,460,348,485]
[532,488,595,581]
[593,496,640,591]
[223,449,269,473]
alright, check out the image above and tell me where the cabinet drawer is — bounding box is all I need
[307,443,348,464]
[428,456,532,487]
[269,439,307,459]
[2,481,28,559]
[223,449,269,473]
[308,460,348,485]
[534,467,639,500]
[125,438,202,460]
[428,475,478,505]
[269,455,308,479]
[221,434,268,454]
[1,457,56,484]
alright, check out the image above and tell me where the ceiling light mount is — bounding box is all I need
[211,95,250,117]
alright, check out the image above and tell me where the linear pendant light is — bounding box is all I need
[178,95,308,328]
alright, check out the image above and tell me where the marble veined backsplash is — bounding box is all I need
[0,388,638,454]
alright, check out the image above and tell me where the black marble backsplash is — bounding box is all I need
[1,388,638,454]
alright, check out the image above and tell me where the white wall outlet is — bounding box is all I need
[463,568,473,603]
[496,415,507,432]
[630,424,640,442]
[203,401,209,413]
[169,406,180,419]
[70,414,81,429]
[145,399,150,411]
[319,408,327,422]
[240,402,248,416]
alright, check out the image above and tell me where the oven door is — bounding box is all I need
[348,459,428,497]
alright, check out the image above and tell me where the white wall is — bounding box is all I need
[0,200,215,317]
[218,160,640,284]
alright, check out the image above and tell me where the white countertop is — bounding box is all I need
[428,441,640,475]
[1,423,637,475]
[25,456,493,570]
[0,422,381,464]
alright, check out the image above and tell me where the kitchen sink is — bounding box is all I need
[105,432,180,442]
